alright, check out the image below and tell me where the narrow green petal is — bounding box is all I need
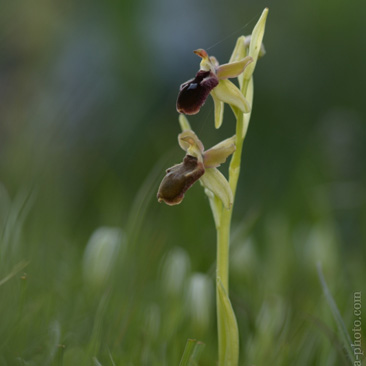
[216,56,253,80]
[200,168,233,209]
[212,79,251,114]
[217,278,239,366]
[179,114,192,132]
[212,94,224,129]
[229,36,247,63]
[243,8,269,80]
[203,136,236,168]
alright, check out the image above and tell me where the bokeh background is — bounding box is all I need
[0,0,365,365]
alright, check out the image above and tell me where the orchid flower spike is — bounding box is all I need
[157,130,236,208]
[176,49,253,128]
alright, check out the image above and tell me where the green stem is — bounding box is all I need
[216,206,231,365]
[216,111,245,366]
[216,111,244,291]
[216,209,231,292]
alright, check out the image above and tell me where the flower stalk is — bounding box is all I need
[215,10,268,365]
[157,8,268,365]
[216,99,250,366]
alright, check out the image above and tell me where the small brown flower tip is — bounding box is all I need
[176,70,219,115]
[193,49,209,59]
[157,155,205,205]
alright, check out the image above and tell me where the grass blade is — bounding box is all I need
[0,260,29,287]
[317,263,354,363]
[190,341,205,366]
[179,339,197,366]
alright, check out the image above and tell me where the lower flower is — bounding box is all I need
[157,129,235,208]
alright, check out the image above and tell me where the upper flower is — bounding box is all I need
[157,128,236,208]
[176,49,253,128]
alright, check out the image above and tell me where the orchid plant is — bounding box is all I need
[157,9,268,366]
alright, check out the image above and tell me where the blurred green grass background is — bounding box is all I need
[0,0,365,365]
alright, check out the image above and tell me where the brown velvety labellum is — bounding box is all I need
[176,70,219,115]
[157,155,205,205]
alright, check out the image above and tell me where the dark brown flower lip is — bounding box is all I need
[176,70,219,115]
[157,155,205,205]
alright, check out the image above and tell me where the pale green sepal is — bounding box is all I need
[212,94,224,129]
[203,136,236,168]
[216,56,253,80]
[200,168,233,209]
[243,8,269,81]
[179,114,192,132]
[204,188,222,230]
[178,131,204,160]
[217,278,239,366]
[212,79,251,114]
[241,77,254,139]
[229,36,247,63]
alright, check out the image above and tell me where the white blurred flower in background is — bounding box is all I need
[82,226,125,288]
[160,246,191,297]
[185,273,214,334]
